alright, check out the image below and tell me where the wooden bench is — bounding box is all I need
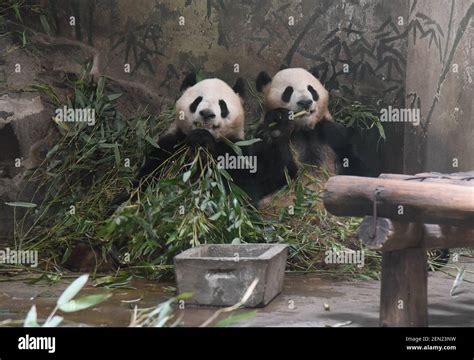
[323,172,474,327]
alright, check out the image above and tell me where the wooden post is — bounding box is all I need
[380,247,428,327]
[322,172,473,327]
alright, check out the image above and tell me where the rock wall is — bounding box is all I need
[0,33,56,239]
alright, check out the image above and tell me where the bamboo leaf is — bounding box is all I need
[221,137,242,156]
[234,138,262,147]
[57,274,89,306]
[450,266,465,296]
[59,294,112,313]
[107,94,122,101]
[24,305,39,327]
[40,15,51,35]
[5,202,37,208]
[216,310,257,327]
[46,144,59,159]
[96,77,105,98]
[375,121,386,140]
[183,170,191,182]
[175,292,193,301]
[145,136,159,148]
[43,315,63,328]
[113,144,121,166]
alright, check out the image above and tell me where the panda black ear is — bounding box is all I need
[232,78,246,98]
[180,72,197,92]
[256,71,272,92]
[309,66,320,79]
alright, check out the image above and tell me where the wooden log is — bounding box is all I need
[424,224,474,249]
[323,176,474,226]
[380,172,474,186]
[359,217,474,251]
[380,248,428,327]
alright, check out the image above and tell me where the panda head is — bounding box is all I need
[174,73,246,140]
[256,68,332,129]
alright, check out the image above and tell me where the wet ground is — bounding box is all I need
[0,256,473,327]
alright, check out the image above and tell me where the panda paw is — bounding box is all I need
[259,108,293,142]
[186,129,217,151]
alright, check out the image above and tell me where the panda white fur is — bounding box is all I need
[110,73,296,210]
[256,67,366,177]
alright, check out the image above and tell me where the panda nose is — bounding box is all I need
[297,99,313,110]
[199,109,216,121]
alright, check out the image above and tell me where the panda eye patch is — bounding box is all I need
[189,96,203,113]
[219,100,229,118]
[281,86,293,102]
[308,85,319,101]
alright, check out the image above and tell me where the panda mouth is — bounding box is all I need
[294,110,315,118]
[193,121,220,130]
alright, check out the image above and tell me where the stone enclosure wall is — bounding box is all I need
[0,0,472,240]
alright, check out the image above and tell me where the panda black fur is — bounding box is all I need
[110,73,297,211]
[256,67,367,178]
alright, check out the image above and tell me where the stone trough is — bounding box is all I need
[174,244,287,307]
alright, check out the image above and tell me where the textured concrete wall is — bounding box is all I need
[41,0,408,110]
[404,0,473,173]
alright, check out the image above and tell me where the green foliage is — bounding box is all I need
[16,63,174,267]
[329,95,385,140]
[15,67,380,280]
[101,148,264,267]
[0,0,24,23]
[0,0,46,48]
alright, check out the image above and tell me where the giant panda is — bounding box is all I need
[255,67,367,207]
[256,67,366,176]
[110,73,296,211]
[133,73,247,184]
[256,68,452,266]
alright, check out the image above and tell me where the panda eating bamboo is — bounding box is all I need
[111,69,366,212]
[254,67,368,207]
[256,67,367,177]
[110,73,298,210]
